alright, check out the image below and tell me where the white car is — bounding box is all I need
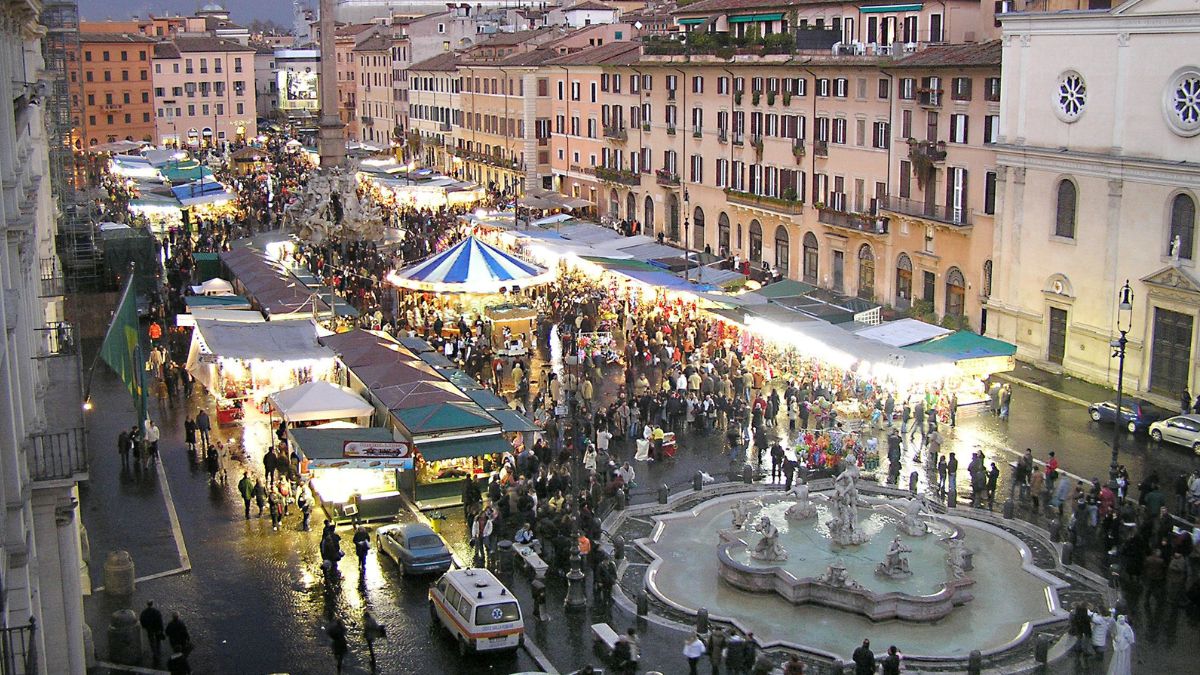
[1148,414,1200,453]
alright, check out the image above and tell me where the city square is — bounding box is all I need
[1,0,1199,674]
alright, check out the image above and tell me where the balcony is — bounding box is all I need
[818,206,889,235]
[792,139,806,160]
[813,140,829,157]
[1,618,37,675]
[879,195,972,227]
[361,115,374,125]
[908,139,947,163]
[725,189,804,216]
[34,322,74,359]
[39,258,65,297]
[603,125,628,142]
[537,137,549,146]
[718,129,728,144]
[666,125,676,136]
[655,169,680,186]
[595,166,641,186]
[456,148,520,170]
[667,89,676,101]
[440,121,452,131]
[918,89,943,108]
[28,428,87,482]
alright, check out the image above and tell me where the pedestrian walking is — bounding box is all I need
[264,449,278,485]
[297,484,313,530]
[183,418,197,455]
[195,409,211,447]
[164,612,190,656]
[353,526,371,568]
[144,420,161,466]
[327,618,349,673]
[1107,615,1134,675]
[237,472,254,519]
[253,479,266,517]
[118,427,131,466]
[683,632,707,675]
[205,445,220,484]
[881,646,901,675]
[139,600,165,665]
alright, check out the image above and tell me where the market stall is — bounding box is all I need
[269,381,375,426]
[186,318,335,424]
[289,427,412,523]
[903,330,1017,406]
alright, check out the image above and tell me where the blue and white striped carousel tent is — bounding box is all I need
[386,236,553,294]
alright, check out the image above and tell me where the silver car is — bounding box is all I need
[377,523,454,575]
[1148,414,1200,453]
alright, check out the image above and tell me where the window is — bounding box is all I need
[831,118,847,144]
[895,253,913,307]
[878,78,890,100]
[858,244,875,301]
[816,78,831,97]
[690,154,703,183]
[718,76,729,95]
[1168,193,1196,260]
[802,232,818,284]
[945,267,966,317]
[949,114,969,143]
[951,77,972,101]
[692,76,703,94]
[855,119,866,147]
[1054,179,1077,239]
[901,109,912,138]
[873,121,890,149]
[899,78,916,100]
[775,226,790,274]
[438,23,446,33]
[1056,71,1087,122]
[834,78,848,98]
[984,171,997,215]
[946,167,968,224]
[984,77,1001,102]
[983,115,999,144]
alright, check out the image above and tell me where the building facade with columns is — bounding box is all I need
[2,2,90,673]
[986,0,1200,398]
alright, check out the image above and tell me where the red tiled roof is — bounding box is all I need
[169,36,256,53]
[674,0,813,14]
[889,40,1002,68]
[566,1,618,11]
[335,23,378,38]
[410,51,462,72]
[545,41,641,66]
[78,33,157,44]
[353,34,393,52]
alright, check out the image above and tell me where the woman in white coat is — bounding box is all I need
[1106,615,1134,675]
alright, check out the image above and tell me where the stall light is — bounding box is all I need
[82,397,93,411]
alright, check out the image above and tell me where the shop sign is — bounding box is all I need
[343,440,411,459]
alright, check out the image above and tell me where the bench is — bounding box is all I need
[513,543,549,579]
[591,622,620,657]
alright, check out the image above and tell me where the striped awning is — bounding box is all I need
[728,13,784,23]
[859,4,923,13]
[386,236,553,294]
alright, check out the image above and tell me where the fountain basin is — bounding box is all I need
[717,528,975,621]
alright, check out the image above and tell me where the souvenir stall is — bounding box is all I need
[902,331,1017,408]
[268,381,375,427]
[186,318,336,424]
[289,427,412,524]
[358,168,486,211]
[485,304,537,355]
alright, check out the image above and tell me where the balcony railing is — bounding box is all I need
[818,207,889,234]
[667,89,676,101]
[725,189,804,215]
[34,321,74,358]
[792,139,806,159]
[457,148,520,169]
[918,89,943,107]
[1,618,37,675]
[718,129,728,143]
[908,139,947,163]
[28,428,87,482]
[813,139,829,157]
[439,121,452,131]
[603,125,628,141]
[595,166,641,186]
[655,169,680,186]
[39,258,65,297]
[879,195,972,227]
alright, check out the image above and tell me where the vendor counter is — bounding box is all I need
[314,487,405,525]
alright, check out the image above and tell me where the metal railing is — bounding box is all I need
[1,618,37,675]
[439,121,452,131]
[818,207,890,234]
[39,258,65,297]
[34,322,74,358]
[879,195,972,226]
[28,428,87,482]
[813,139,829,157]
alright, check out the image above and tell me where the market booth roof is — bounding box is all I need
[855,318,953,348]
[393,402,498,435]
[375,381,468,410]
[904,330,1018,360]
[289,427,403,468]
[269,381,375,422]
[416,434,514,462]
[387,236,553,293]
[193,318,331,362]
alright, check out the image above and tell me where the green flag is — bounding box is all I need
[99,272,146,423]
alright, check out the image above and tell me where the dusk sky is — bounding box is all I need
[78,0,299,26]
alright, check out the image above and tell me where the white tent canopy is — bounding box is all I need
[854,318,953,348]
[269,381,375,422]
[191,318,331,362]
[190,278,235,296]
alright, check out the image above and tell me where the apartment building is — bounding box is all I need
[987,0,1200,398]
[3,4,90,673]
[355,33,397,146]
[408,52,463,173]
[73,33,157,148]
[152,37,257,147]
[335,23,380,141]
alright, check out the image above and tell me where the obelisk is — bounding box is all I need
[317,0,344,168]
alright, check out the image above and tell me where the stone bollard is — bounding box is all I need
[742,464,753,484]
[1048,518,1062,542]
[637,589,649,616]
[83,622,97,669]
[497,540,514,576]
[103,551,136,597]
[615,488,627,510]
[1034,633,1051,664]
[967,649,983,674]
[693,471,704,492]
[657,483,669,504]
[908,471,919,494]
[613,535,626,561]
[696,607,709,634]
[107,609,142,666]
[947,489,957,508]
[1003,498,1015,519]
[1060,542,1073,566]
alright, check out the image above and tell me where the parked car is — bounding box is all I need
[377,523,454,575]
[1087,399,1170,433]
[1148,414,1200,453]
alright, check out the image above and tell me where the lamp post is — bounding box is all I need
[1109,280,1134,485]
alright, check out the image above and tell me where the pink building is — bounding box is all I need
[152,37,257,147]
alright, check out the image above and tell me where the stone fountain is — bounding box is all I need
[827,463,870,546]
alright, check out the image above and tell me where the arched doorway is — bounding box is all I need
[895,253,913,309]
[802,232,818,284]
[857,244,875,301]
[666,193,680,241]
[693,206,706,251]
[774,225,790,275]
[749,220,763,263]
[718,213,731,255]
[609,189,620,217]
[626,192,637,224]
[945,267,966,317]
[644,195,655,234]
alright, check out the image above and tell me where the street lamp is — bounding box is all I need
[1109,280,1133,484]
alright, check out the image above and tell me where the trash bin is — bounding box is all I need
[103,551,136,597]
[107,609,142,666]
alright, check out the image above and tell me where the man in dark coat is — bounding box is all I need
[139,601,165,664]
[852,639,875,675]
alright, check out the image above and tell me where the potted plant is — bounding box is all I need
[783,90,792,106]
[752,91,761,106]
[734,89,743,105]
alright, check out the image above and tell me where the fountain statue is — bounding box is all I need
[945,538,975,579]
[827,463,870,545]
[784,480,817,521]
[876,536,913,578]
[898,496,929,536]
[750,516,788,562]
[816,560,864,590]
[730,500,753,529]
[284,165,387,245]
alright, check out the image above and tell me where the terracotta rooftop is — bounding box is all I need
[168,36,257,53]
[78,33,157,44]
[545,41,641,65]
[353,34,393,52]
[409,51,462,72]
[477,27,559,47]
[889,40,1002,68]
[335,23,379,38]
[674,0,812,14]
[565,1,618,11]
